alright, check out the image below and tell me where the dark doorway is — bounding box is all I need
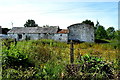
[18,34,22,39]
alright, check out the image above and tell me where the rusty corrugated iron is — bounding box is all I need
[57,29,69,33]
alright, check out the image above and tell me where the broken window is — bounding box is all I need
[18,34,22,39]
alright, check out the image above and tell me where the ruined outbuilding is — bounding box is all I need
[68,23,94,42]
[8,23,94,42]
[8,26,69,42]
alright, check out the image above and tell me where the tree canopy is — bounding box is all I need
[95,25,108,39]
[106,27,115,39]
[82,19,94,26]
[2,28,10,34]
[24,19,38,27]
[43,25,50,28]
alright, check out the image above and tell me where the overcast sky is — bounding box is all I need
[0,0,119,30]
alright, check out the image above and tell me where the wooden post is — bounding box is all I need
[70,40,74,64]
[14,38,17,46]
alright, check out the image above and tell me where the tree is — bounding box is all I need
[43,25,50,28]
[106,27,115,39]
[114,30,120,40]
[82,19,94,26]
[24,19,38,27]
[95,25,108,39]
[2,28,10,34]
[94,20,100,36]
[95,20,100,29]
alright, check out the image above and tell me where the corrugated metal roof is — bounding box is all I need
[8,26,59,34]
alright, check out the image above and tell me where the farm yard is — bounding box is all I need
[1,39,120,80]
[0,1,119,79]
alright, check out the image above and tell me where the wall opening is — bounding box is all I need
[18,34,22,39]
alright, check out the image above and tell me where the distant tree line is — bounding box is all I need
[24,19,38,27]
[1,28,10,34]
[82,19,119,40]
[24,19,119,41]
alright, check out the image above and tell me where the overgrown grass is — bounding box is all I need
[2,39,119,79]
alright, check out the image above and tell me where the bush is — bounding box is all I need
[35,60,64,79]
[2,39,118,79]
[2,67,37,80]
[65,54,114,79]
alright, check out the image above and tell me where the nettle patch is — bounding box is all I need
[65,54,114,80]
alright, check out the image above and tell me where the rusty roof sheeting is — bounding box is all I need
[57,29,69,34]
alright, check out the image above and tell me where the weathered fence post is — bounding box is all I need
[66,40,80,77]
[70,40,74,64]
[14,38,17,46]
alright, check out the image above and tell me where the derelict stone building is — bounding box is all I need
[8,23,94,42]
[68,23,94,42]
[8,26,68,42]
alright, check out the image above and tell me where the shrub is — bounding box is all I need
[2,67,37,80]
[65,54,114,79]
[82,54,114,79]
[2,39,118,79]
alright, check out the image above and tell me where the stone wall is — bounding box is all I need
[53,33,68,42]
[68,23,94,42]
[8,34,18,40]
[8,33,39,40]
[26,34,39,40]
[8,33,68,42]
[8,23,94,42]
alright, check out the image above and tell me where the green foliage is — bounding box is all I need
[2,28,10,34]
[24,19,38,27]
[2,43,35,69]
[95,20,100,27]
[95,25,108,39]
[94,21,116,40]
[79,54,112,74]
[82,19,94,26]
[35,60,64,79]
[43,25,50,28]
[2,67,36,80]
[2,39,118,79]
[2,39,68,79]
[78,42,94,49]
[114,30,120,40]
[106,27,115,39]
[2,38,14,49]
[65,54,114,79]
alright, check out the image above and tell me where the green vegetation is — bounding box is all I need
[1,19,120,79]
[82,20,119,41]
[95,25,108,39]
[106,27,115,39]
[82,19,94,26]
[2,39,119,79]
[24,19,38,27]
